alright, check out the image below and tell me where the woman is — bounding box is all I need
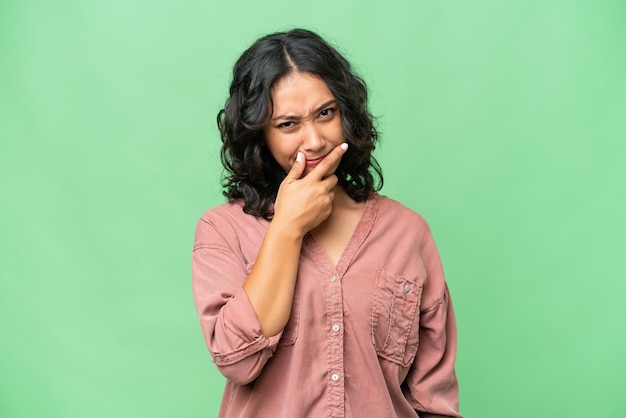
[192,28,463,418]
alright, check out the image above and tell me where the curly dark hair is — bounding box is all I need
[218,28,383,219]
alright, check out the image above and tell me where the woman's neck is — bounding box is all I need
[310,185,367,265]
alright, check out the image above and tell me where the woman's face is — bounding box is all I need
[263,71,344,176]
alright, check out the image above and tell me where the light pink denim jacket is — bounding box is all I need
[192,193,463,417]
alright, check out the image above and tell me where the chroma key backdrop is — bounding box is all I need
[1,1,625,417]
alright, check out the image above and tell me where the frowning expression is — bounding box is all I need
[263,71,344,175]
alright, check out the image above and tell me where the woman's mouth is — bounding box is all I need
[305,153,329,167]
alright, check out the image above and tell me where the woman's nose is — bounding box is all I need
[302,123,324,151]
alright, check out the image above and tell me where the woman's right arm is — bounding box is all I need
[193,237,278,385]
[243,145,346,337]
[192,144,347,384]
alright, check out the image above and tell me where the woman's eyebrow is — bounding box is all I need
[271,99,337,121]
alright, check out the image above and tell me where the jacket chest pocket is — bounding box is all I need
[371,269,423,367]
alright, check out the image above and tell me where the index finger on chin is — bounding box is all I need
[308,143,348,181]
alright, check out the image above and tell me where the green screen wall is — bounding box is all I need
[1,1,625,417]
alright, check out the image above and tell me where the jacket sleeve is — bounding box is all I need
[403,229,464,418]
[192,216,282,385]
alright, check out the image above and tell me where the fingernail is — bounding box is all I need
[340,143,348,151]
[296,152,303,162]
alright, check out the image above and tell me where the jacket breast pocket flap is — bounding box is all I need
[371,269,423,367]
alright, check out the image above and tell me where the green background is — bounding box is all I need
[1,0,625,417]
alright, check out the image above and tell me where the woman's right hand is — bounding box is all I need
[272,143,348,236]
[242,142,348,338]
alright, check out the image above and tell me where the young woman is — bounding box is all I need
[192,28,463,418]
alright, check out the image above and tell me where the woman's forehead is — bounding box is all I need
[270,72,335,112]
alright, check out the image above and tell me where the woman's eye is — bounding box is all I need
[278,121,294,129]
[320,108,335,118]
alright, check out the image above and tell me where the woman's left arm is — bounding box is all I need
[403,230,464,418]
